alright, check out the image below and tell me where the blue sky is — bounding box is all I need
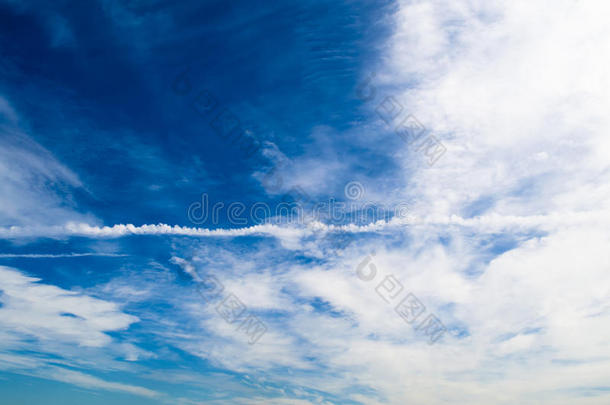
[1,0,610,404]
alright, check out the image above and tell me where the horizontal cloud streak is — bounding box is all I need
[0,253,128,258]
[1,210,609,240]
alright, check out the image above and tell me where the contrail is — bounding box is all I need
[0,253,128,258]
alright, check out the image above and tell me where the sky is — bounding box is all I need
[0,0,609,404]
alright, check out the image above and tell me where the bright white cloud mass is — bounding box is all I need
[0,0,609,404]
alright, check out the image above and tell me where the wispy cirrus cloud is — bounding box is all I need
[1,0,610,403]
[0,265,138,347]
[0,96,95,229]
[0,265,160,398]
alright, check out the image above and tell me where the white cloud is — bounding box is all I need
[381,0,610,220]
[314,0,610,402]
[0,265,161,398]
[140,3,610,402]
[47,366,159,398]
[0,97,94,228]
[0,252,127,258]
[2,1,610,403]
[0,266,138,347]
